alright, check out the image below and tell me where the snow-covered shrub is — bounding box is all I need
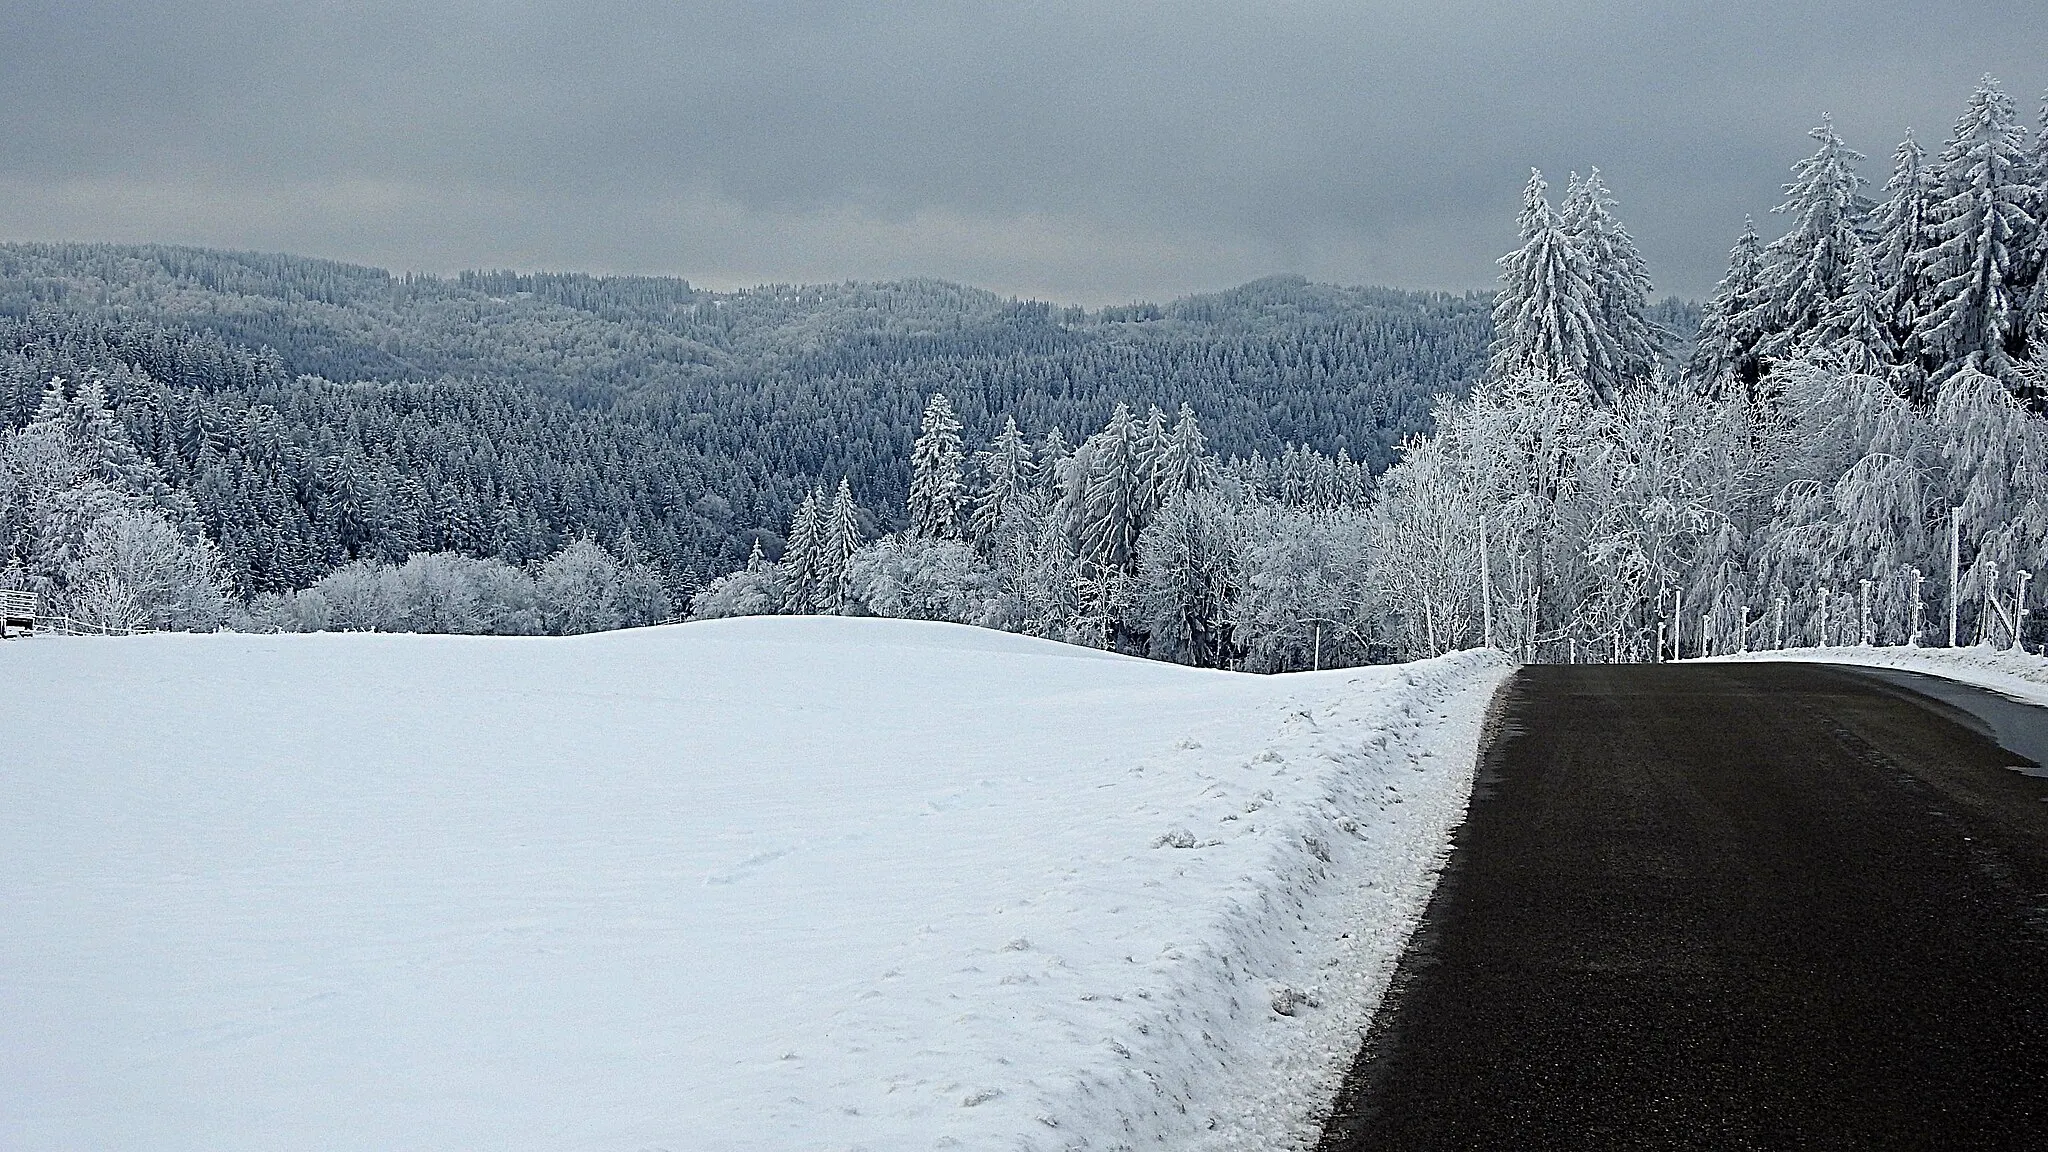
[536,538,671,634]
[690,564,788,621]
[841,537,996,623]
[61,510,231,632]
[387,552,543,635]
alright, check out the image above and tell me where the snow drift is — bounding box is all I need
[0,618,1509,1151]
[1715,643,2048,707]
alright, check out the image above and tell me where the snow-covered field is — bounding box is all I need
[1715,643,2048,706]
[0,618,1509,1152]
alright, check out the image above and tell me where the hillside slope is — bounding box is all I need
[0,618,1508,1151]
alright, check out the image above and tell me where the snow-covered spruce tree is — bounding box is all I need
[1135,404,1171,519]
[818,478,864,611]
[1689,219,1770,398]
[1820,242,1896,374]
[1757,117,1874,362]
[1036,427,1072,497]
[1490,170,1611,402]
[1870,131,1942,394]
[1075,402,1146,575]
[969,416,1034,543]
[1155,403,1217,506]
[2029,91,2048,341]
[907,392,966,539]
[1562,168,1666,394]
[780,488,823,612]
[1916,77,2039,400]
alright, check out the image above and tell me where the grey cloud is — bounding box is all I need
[1,0,2042,302]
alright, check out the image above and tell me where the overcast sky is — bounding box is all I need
[1,1,2042,304]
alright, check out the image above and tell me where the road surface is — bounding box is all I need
[1319,661,2048,1151]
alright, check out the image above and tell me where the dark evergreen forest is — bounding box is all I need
[0,243,1643,597]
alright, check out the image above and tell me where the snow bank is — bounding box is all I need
[1715,643,2048,707]
[0,618,1510,1151]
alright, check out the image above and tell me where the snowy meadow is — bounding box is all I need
[1,619,1508,1151]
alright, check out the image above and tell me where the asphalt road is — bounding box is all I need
[1318,662,2048,1151]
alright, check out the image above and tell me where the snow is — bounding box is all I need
[0,617,1511,1152]
[1714,643,2048,707]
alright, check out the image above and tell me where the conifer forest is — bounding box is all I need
[7,75,2048,666]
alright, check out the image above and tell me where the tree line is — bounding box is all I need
[701,75,2048,667]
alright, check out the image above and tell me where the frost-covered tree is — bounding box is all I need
[1563,168,1665,392]
[841,537,997,623]
[536,537,671,634]
[1759,118,1874,359]
[1361,435,1481,658]
[0,376,227,631]
[690,541,787,620]
[1075,402,1146,574]
[1917,77,2038,398]
[1870,131,1941,388]
[1235,505,1375,671]
[1820,242,1895,374]
[908,392,966,539]
[64,509,232,633]
[970,416,1035,543]
[1490,170,1609,400]
[819,478,864,610]
[1132,490,1238,667]
[1155,403,1216,506]
[1690,219,1770,397]
[781,488,824,612]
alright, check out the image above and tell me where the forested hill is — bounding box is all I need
[0,242,1563,593]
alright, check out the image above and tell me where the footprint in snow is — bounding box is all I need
[704,846,794,885]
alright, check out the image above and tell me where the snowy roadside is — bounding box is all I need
[0,620,1510,1152]
[1174,651,1514,1152]
[1714,644,2048,707]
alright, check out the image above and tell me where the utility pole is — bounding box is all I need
[1480,517,1493,650]
[1859,578,1873,646]
[1739,605,1749,653]
[1312,622,1321,671]
[1673,586,1684,660]
[1949,506,1962,647]
[1910,568,1923,647]
[2018,570,2034,652]
[1701,611,1711,659]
